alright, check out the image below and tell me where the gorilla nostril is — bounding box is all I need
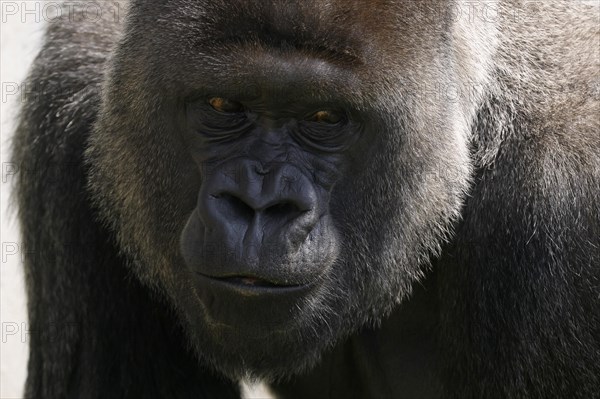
[214,193,255,221]
[264,201,303,219]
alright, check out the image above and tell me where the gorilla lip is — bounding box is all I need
[222,276,282,287]
[195,272,310,294]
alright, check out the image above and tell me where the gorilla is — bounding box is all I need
[12,0,599,398]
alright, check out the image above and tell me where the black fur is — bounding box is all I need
[13,1,599,398]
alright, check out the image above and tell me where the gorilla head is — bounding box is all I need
[86,0,490,379]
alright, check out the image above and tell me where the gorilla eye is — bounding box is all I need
[208,97,244,113]
[309,110,343,124]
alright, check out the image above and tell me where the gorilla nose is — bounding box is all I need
[214,192,308,224]
[198,160,321,255]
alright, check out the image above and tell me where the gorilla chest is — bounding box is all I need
[272,276,442,399]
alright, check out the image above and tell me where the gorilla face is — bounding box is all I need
[87,0,479,379]
[179,94,348,327]
[180,96,349,290]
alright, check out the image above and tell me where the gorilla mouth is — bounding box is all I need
[196,273,309,293]
[220,275,298,288]
[193,271,314,333]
